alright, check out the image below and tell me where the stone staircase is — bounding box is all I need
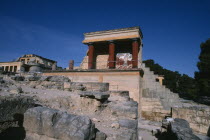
[140,63,181,120]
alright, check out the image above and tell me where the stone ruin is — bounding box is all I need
[0,74,209,140]
[0,27,210,140]
[0,75,139,140]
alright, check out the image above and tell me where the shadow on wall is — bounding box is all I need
[0,114,26,140]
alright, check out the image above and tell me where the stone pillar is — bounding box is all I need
[52,62,57,70]
[88,43,94,69]
[69,60,74,70]
[108,41,115,69]
[132,39,139,68]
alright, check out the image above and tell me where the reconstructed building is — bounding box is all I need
[80,27,143,69]
[44,27,144,104]
[0,54,57,73]
[42,27,210,136]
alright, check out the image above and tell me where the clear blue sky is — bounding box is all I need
[0,0,210,77]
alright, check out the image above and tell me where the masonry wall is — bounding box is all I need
[141,98,171,121]
[43,71,142,103]
[80,56,88,69]
[172,106,210,135]
[96,55,109,69]
[80,55,110,69]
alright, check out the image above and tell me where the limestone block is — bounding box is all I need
[80,56,88,69]
[109,101,138,119]
[172,106,210,135]
[63,82,71,89]
[118,119,137,130]
[166,118,200,140]
[0,96,36,133]
[96,55,109,69]
[81,82,109,92]
[45,76,71,82]
[79,91,110,100]
[24,107,96,140]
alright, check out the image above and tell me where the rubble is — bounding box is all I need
[160,118,201,140]
[0,75,138,140]
[0,74,209,140]
[0,96,37,133]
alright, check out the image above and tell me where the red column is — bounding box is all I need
[108,41,115,69]
[132,39,139,68]
[88,44,94,69]
[69,60,74,70]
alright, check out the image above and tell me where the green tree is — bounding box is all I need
[143,59,197,99]
[195,39,210,97]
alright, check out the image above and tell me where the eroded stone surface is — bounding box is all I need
[79,91,110,100]
[0,75,138,140]
[24,107,95,140]
[0,96,36,133]
[168,118,201,140]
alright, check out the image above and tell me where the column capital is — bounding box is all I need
[108,40,115,44]
[87,43,94,46]
[131,38,139,42]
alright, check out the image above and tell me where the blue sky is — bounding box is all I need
[0,0,210,77]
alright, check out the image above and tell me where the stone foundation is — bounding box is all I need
[141,98,170,121]
[172,106,210,135]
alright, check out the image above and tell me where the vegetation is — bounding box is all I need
[195,39,210,97]
[143,39,210,100]
[143,59,198,99]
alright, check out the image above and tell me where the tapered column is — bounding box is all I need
[69,60,74,70]
[88,43,94,69]
[132,39,139,68]
[108,41,115,69]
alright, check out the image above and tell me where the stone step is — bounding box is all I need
[141,98,160,102]
[109,90,129,97]
[142,63,180,111]
[144,75,156,80]
[143,67,150,72]
[142,89,158,98]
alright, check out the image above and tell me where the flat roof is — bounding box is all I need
[83,26,143,44]
[43,68,143,73]
[20,54,57,63]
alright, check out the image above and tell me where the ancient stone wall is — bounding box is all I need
[43,71,142,103]
[96,55,109,69]
[141,98,170,121]
[172,106,210,135]
[80,55,109,70]
[80,56,88,69]
[79,82,109,92]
